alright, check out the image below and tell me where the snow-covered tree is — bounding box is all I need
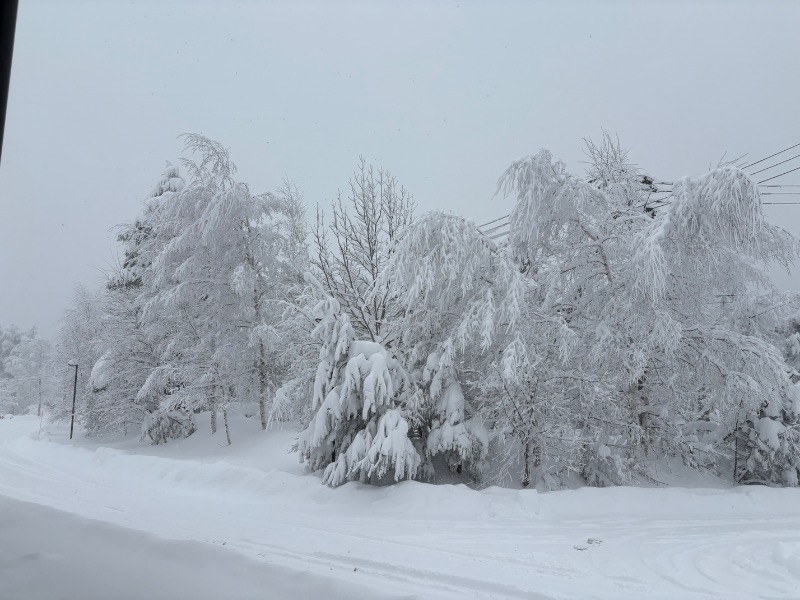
[312,158,414,345]
[0,324,28,413]
[496,149,800,486]
[82,165,187,435]
[71,138,308,443]
[583,129,659,210]
[373,213,503,481]
[370,141,800,489]
[297,277,421,486]
[82,287,162,435]
[132,136,307,442]
[642,168,800,485]
[53,285,104,424]
[0,326,53,416]
[49,131,800,490]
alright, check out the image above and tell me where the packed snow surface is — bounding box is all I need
[2,415,800,599]
[0,496,396,600]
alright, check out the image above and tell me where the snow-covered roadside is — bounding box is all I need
[0,495,406,600]
[2,415,800,599]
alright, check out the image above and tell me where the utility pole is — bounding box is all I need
[68,361,78,440]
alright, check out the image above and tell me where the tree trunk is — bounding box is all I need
[636,372,649,455]
[244,229,268,432]
[258,341,267,430]
[522,441,531,488]
[210,384,218,434]
[219,384,231,446]
[627,371,649,458]
[223,407,231,447]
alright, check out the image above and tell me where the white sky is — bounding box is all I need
[2,0,800,338]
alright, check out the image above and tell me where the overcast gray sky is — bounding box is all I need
[2,0,800,339]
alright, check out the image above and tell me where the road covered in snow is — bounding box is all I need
[2,415,800,600]
[0,495,400,600]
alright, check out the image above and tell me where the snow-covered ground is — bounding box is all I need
[0,495,400,600]
[2,415,800,600]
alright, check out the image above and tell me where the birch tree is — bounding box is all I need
[140,135,306,441]
[371,142,800,489]
[313,158,414,344]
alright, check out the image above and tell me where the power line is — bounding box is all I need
[759,164,800,184]
[476,214,510,228]
[749,153,800,176]
[649,184,800,191]
[477,215,510,228]
[477,192,800,229]
[742,142,800,170]
[476,218,509,227]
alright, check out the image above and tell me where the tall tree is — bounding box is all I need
[139,135,306,441]
[84,164,186,435]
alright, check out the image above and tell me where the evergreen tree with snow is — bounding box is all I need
[373,212,500,481]
[83,164,186,435]
[297,277,421,486]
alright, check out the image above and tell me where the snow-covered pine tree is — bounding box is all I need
[83,165,186,435]
[374,213,503,481]
[297,276,421,486]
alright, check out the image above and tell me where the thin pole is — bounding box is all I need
[69,364,78,440]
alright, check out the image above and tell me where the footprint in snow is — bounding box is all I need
[587,538,603,545]
[575,538,603,551]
